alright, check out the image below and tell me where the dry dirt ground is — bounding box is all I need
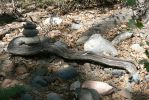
[0,5,149,100]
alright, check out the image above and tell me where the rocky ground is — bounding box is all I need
[0,5,149,100]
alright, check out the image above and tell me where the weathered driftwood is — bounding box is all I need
[7,36,140,83]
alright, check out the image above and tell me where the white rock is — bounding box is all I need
[130,44,144,52]
[71,23,82,30]
[70,81,81,90]
[44,17,62,25]
[50,16,62,25]
[84,34,118,56]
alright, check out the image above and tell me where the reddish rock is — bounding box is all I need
[15,66,28,75]
[82,81,114,95]
[1,79,18,88]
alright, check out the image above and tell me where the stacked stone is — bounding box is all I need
[23,22,39,37]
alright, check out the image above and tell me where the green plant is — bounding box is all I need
[139,59,149,72]
[125,0,136,6]
[128,19,144,29]
[0,85,25,100]
[139,42,149,72]
[124,0,144,29]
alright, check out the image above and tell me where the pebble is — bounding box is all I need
[71,23,82,30]
[1,79,18,88]
[84,34,118,56]
[111,69,125,77]
[50,16,62,25]
[47,92,62,100]
[76,36,89,45]
[55,66,78,80]
[131,72,140,83]
[70,81,81,91]
[130,44,144,52]
[20,93,33,100]
[76,88,101,100]
[31,76,48,88]
[15,66,28,75]
[44,16,62,25]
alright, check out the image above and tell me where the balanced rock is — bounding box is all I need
[23,22,37,29]
[23,22,38,37]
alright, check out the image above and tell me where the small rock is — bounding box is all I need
[44,16,62,25]
[20,93,33,100]
[84,34,118,56]
[55,65,78,80]
[76,88,101,100]
[76,36,89,45]
[23,29,38,37]
[112,69,125,77]
[71,23,82,30]
[70,81,81,90]
[130,44,144,52]
[1,79,18,88]
[47,92,62,100]
[112,32,133,45]
[15,66,28,75]
[104,68,125,77]
[145,74,149,81]
[31,76,48,88]
[23,22,37,29]
[50,16,62,25]
[119,89,132,99]
[81,81,114,95]
[1,60,14,72]
[131,72,140,83]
